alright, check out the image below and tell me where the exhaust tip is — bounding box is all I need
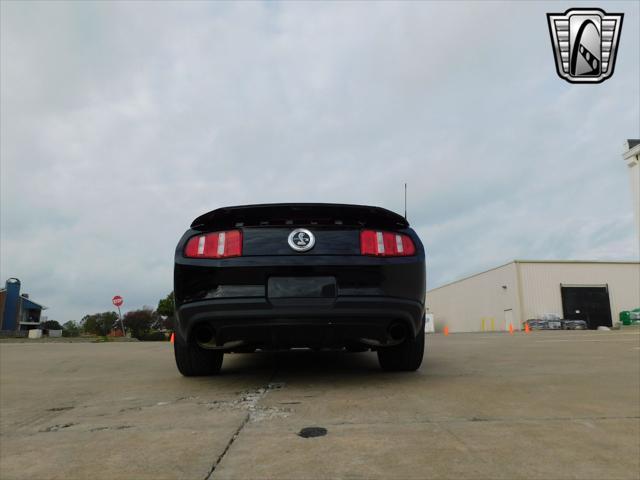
[388,322,407,342]
[194,325,216,348]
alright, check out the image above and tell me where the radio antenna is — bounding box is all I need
[404,183,407,220]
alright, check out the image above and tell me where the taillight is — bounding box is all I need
[184,230,242,258]
[360,230,416,257]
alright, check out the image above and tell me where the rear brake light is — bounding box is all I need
[360,230,415,257]
[184,230,242,258]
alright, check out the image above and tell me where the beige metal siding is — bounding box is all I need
[518,262,640,322]
[623,143,640,243]
[426,263,520,333]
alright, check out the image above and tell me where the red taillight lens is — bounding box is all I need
[360,230,416,257]
[184,230,242,258]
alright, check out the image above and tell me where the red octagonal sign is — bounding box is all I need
[112,295,123,307]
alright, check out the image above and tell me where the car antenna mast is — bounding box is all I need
[404,183,408,220]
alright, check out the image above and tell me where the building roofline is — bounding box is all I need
[513,259,640,265]
[21,297,48,310]
[428,261,516,292]
[427,260,640,293]
[0,289,47,309]
[623,141,640,160]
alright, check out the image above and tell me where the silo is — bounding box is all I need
[2,278,21,331]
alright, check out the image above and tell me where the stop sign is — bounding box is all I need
[112,295,123,307]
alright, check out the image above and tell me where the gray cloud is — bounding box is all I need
[1,1,638,321]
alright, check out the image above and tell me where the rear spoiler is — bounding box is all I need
[191,203,409,230]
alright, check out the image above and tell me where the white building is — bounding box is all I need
[623,139,640,246]
[426,260,640,333]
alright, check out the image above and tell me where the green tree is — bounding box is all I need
[62,321,80,337]
[81,314,98,335]
[81,312,117,336]
[123,308,156,339]
[41,320,63,330]
[156,291,175,330]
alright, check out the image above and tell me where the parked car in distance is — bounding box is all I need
[173,203,426,375]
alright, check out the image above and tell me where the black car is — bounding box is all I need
[173,203,426,375]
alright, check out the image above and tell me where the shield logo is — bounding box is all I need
[547,8,623,84]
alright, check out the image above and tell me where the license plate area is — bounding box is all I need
[267,277,337,299]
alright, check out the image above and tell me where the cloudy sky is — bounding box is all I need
[1,1,639,322]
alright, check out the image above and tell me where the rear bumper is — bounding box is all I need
[176,296,424,349]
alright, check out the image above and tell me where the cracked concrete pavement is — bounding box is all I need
[1,330,639,479]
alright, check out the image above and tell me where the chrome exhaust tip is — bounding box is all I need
[194,325,217,349]
[388,322,407,342]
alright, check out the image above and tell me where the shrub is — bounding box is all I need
[62,321,80,337]
[123,308,156,339]
[81,312,117,336]
[140,331,168,341]
[41,320,63,330]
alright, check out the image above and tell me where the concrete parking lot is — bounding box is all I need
[1,330,639,480]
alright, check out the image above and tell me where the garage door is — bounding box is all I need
[561,285,613,329]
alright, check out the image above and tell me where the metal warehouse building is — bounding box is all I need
[426,260,640,333]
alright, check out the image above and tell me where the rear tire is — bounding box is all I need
[174,332,223,376]
[377,320,424,371]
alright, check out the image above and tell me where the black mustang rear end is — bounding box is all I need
[173,203,426,375]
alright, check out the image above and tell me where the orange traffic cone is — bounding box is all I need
[170,332,175,344]
[444,326,449,336]
[509,323,514,335]
[524,323,530,334]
